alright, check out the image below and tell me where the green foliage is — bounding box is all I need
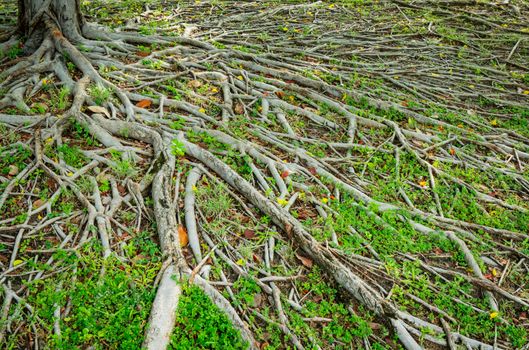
[171,139,186,157]
[24,236,160,349]
[57,144,87,168]
[88,84,111,106]
[169,284,248,350]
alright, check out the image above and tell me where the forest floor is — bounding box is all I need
[1,0,529,349]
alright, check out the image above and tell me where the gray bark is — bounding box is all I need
[18,0,85,50]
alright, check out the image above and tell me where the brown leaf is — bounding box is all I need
[33,199,45,208]
[87,105,110,118]
[243,229,256,239]
[187,79,202,88]
[296,253,313,268]
[8,165,19,176]
[178,225,189,247]
[449,148,456,156]
[234,103,244,115]
[308,167,317,176]
[275,91,285,99]
[137,51,150,57]
[136,99,152,108]
[280,170,290,179]
[369,322,382,330]
[253,293,263,307]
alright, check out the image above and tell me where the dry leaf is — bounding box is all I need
[275,91,285,99]
[178,225,189,246]
[308,167,317,176]
[280,170,290,179]
[234,103,244,115]
[33,199,45,208]
[8,165,19,176]
[136,99,152,108]
[449,148,456,155]
[137,51,150,57]
[243,229,256,239]
[87,105,110,118]
[187,79,202,88]
[296,253,313,268]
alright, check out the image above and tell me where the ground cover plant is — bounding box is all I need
[1,0,529,349]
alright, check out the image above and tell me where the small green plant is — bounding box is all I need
[171,139,186,157]
[88,84,111,106]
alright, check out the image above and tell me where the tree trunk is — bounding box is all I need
[18,0,85,51]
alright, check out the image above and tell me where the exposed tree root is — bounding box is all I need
[1,0,529,349]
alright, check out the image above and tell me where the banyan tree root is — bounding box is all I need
[1,1,529,349]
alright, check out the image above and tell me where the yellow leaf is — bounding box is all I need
[321,198,328,204]
[236,259,245,266]
[237,75,244,80]
[67,172,73,177]
[523,90,529,95]
[491,268,497,277]
[199,108,206,114]
[13,259,23,266]
[489,312,499,319]
[419,180,428,188]
[490,119,498,126]
[192,185,198,192]
[328,4,335,8]
[211,87,219,93]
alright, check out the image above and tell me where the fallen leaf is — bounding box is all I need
[308,167,317,175]
[369,322,382,330]
[253,293,263,307]
[489,312,499,319]
[8,165,19,176]
[296,253,313,268]
[13,259,23,267]
[449,148,456,155]
[87,105,110,118]
[33,199,45,208]
[419,180,428,188]
[187,79,202,88]
[178,225,189,246]
[275,91,285,99]
[137,51,150,57]
[244,229,256,239]
[136,99,152,108]
[234,103,245,115]
[280,170,290,178]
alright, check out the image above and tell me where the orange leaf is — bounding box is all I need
[137,51,150,57]
[280,170,290,179]
[136,99,152,108]
[296,253,313,268]
[449,148,456,155]
[178,225,189,246]
[275,91,285,99]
